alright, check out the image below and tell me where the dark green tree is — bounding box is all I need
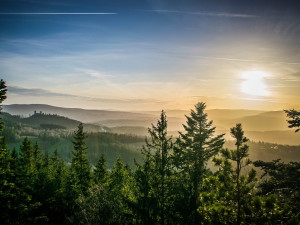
[134,156,156,225]
[108,156,135,224]
[0,80,9,223]
[198,124,257,225]
[94,153,108,185]
[70,123,91,195]
[0,137,12,224]
[254,159,300,221]
[73,184,121,225]
[0,79,7,132]
[218,124,256,225]
[284,109,300,132]
[19,137,34,175]
[174,102,224,224]
[140,110,174,225]
[32,142,42,171]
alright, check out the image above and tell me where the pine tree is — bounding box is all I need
[213,124,257,225]
[137,110,174,225]
[0,79,7,132]
[19,137,34,176]
[32,142,42,171]
[254,159,300,220]
[71,123,91,195]
[94,153,108,185]
[109,156,135,223]
[134,156,155,225]
[174,102,224,224]
[0,137,12,224]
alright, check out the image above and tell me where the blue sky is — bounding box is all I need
[0,0,300,110]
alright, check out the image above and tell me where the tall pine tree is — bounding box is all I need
[94,153,108,185]
[137,110,174,225]
[174,102,224,225]
[71,123,91,196]
[211,123,257,225]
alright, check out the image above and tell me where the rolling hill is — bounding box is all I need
[1,106,299,167]
[2,104,298,145]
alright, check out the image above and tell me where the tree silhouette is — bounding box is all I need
[284,109,300,132]
[71,123,91,195]
[174,102,224,224]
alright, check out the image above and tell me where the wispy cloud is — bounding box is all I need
[0,12,117,15]
[8,86,166,104]
[148,10,258,18]
[9,86,75,98]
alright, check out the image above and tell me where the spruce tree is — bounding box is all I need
[134,156,155,225]
[174,102,224,224]
[0,79,7,132]
[94,153,108,185]
[109,156,135,223]
[212,124,257,225]
[19,137,34,176]
[71,123,91,195]
[138,110,174,225]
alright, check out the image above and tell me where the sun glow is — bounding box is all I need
[241,71,269,96]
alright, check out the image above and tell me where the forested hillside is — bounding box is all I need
[1,110,299,168]
[1,80,299,225]
[4,104,300,145]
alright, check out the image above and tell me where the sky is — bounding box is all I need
[0,0,300,111]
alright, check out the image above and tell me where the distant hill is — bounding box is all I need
[214,111,289,131]
[207,109,266,120]
[3,104,298,145]
[3,104,153,123]
[1,111,104,132]
[1,108,299,166]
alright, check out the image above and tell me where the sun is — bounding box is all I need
[240,70,269,96]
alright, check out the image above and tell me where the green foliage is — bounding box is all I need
[73,184,121,225]
[135,110,175,225]
[0,79,7,132]
[40,123,66,130]
[0,83,298,225]
[211,124,257,225]
[254,159,300,217]
[70,123,91,196]
[94,153,108,184]
[174,102,225,224]
[108,156,136,223]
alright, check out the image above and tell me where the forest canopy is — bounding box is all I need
[0,79,299,225]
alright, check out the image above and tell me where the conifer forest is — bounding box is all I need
[0,79,299,225]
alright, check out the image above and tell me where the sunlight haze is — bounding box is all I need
[0,0,299,111]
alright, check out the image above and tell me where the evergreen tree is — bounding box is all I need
[73,184,120,225]
[0,137,12,224]
[134,156,156,225]
[32,142,42,171]
[19,137,34,175]
[94,153,108,185]
[71,123,91,195]
[108,156,135,224]
[136,110,174,225]
[174,102,224,224]
[0,79,7,132]
[211,124,257,225]
[254,159,300,219]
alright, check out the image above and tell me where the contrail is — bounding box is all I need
[0,12,117,15]
[147,10,258,18]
